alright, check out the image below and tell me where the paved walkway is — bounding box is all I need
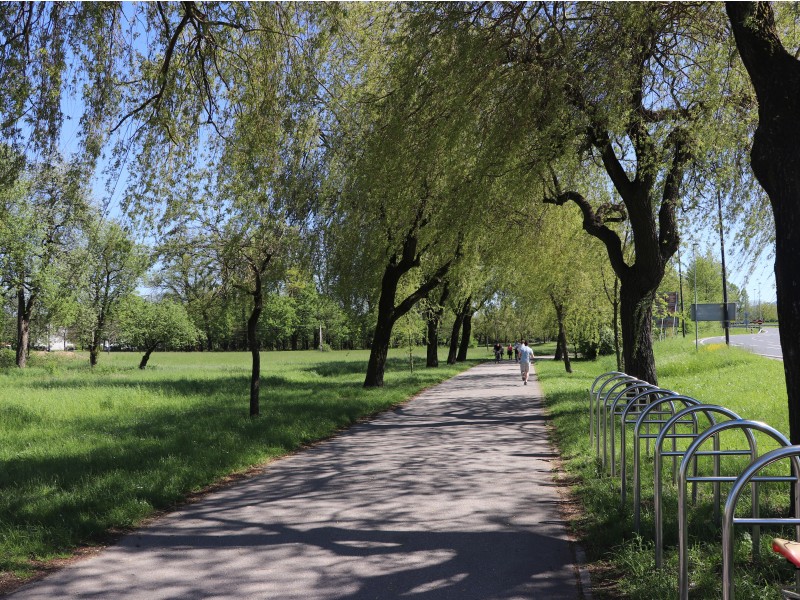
[9,362,590,600]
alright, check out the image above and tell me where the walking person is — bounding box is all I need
[506,343,513,361]
[518,340,535,385]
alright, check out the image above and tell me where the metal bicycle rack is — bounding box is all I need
[652,405,742,567]
[617,388,676,506]
[593,373,637,456]
[608,381,658,477]
[722,445,800,600]
[632,396,702,534]
[589,371,625,450]
[678,420,790,600]
[601,379,653,474]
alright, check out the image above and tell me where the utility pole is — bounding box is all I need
[717,190,730,346]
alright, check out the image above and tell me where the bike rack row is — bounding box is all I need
[588,370,800,599]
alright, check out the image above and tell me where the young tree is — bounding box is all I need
[78,218,150,367]
[116,296,199,369]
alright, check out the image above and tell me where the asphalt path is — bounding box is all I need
[701,327,783,360]
[8,361,589,600]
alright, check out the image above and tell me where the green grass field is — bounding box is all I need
[0,348,480,583]
[537,338,795,599]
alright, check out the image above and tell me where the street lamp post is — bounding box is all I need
[693,242,699,351]
[717,190,730,346]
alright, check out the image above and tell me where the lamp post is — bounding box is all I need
[693,242,699,351]
[717,190,730,346]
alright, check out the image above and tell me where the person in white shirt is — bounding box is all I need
[518,340,535,385]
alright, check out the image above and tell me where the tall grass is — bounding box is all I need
[537,337,795,599]
[0,348,480,582]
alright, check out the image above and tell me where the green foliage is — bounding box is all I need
[0,349,478,581]
[0,348,15,369]
[577,326,615,360]
[116,296,199,354]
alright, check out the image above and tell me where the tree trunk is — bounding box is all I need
[551,296,572,373]
[554,336,563,361]
[619,279,657,384]
[559,325,571,373]
[89,312,106,368]
[15,288,32,368]
[613,277,622,372]
[425,283,449,368]
[248,274,263,418]
[365,262,402,387]
[447,313,464,365]
[364,230,452,387]
[364,310,393,387]
[89,344,100,367]
[139,347,155,369]
[457,311,472,362]
[726,1,800,442]
[426,312,442,368]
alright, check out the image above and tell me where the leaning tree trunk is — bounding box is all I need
[447,301,468,365]
[558,323,571,373]
[446,317,461,365]
[139,347,156,369]
[364,266,402,388]
[727,1,800,442]
[554,337,563,361]
[456,310,472,362]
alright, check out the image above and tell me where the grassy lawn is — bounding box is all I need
[537,337,795,599]
[0,347,480,583]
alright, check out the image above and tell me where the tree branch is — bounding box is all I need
[543,190,629,277]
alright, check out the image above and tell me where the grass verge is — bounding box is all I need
[0,348,480,587]
[537,337,796,599]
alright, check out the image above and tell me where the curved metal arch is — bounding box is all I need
[632,395,702,534]
[618,387,675,505]
[600,377,648,472]
[653,405,742,567]
[678,420,789,600]
[595,374,638,455]
[589,371,626,447]
[608,381,658,476]
[722,445,800,600]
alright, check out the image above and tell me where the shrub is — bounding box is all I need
[577,326,615,360]
[0,348,16,369]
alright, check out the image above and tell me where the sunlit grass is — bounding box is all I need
[537,337,794,599]
[0,348,479,581]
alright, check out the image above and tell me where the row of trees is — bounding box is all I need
[1,3,798,437]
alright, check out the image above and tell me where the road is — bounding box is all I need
[701,327,782,360]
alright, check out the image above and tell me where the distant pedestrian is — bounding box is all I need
[514,340,520,362]
[506,344,513,361]
[518,340,535,385]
